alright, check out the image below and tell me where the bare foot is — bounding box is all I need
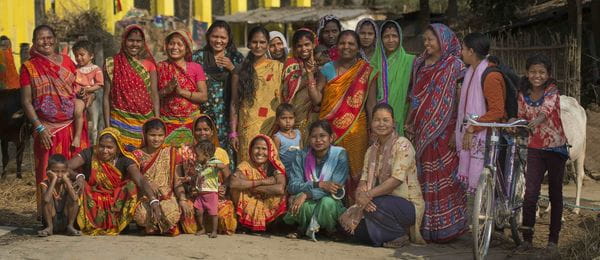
[286,232,300,239]
[72,136,81,148]
[37,227,53,237]
[66,225,81,236]
[383,235,409,248]
[195,229,206,236]
[208,232,217,238]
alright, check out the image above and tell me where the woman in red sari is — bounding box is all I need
[405,23,468,242]
[20,25,89,214]
[104,25,160,149]
[311,30,377,204]
[158,30,208,147]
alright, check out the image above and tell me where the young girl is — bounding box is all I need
[517,54,568,254]
[182,140,223,238]
[72,40,104,148]
[273,103,302,171]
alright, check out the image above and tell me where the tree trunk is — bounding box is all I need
[418,0,430,34]
[592,0,600,57]
[446,0,458,28]
[567,0,582,101]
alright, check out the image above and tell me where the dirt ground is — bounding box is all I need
[1,110,600,259]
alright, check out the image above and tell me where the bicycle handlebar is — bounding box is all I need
[464,116,529,128]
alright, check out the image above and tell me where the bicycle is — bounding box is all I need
[464,115,530,260]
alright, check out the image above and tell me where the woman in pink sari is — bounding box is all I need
[20,25,90,214]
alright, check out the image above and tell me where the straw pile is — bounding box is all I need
[0,175,38,228]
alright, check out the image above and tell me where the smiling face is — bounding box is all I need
[194,120,214,142]
[527,64,549,89]
[322,21,340,47]
[144,127,165,150]
[422,29,441,57]
[309,126,333,154]
[358,23,376,49]
[249,32,269,58]
[34,28,56,56]
[97,136,118,162]
[337,33,359,60]
[382,26,400,54]
[269,37,285,60]
[167,34,188,61]
[125,30,144,57]
[294,36,314,60]
[74,48,93,67]
[371,109,395,137]
[251,138,269,165]
[209,27,229,53]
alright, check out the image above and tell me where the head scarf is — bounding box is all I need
[370,21,415,133]
[317,15,342,39]
[267,31,289,60]
[140,118,168,148]
[248,134,286,177]
[192,114,220,147]
[97,127,138,165]
[120,24,155,64]
[165,29,193,62]
[283,28,317,103]
[354,18,379,60]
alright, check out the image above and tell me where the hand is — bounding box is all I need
[216,56,235,71]
[39,127,53,150]
[47,170,57,181]
[179,200,194,219]
[178,176,191,184]
[305,54,316,74]
[528,114,546,128]
[449,133,457,149]
[355,190,372,208]
[462,130,473,151]
[150,202,162,225]
[230,136,239,152]
[364,201,377,212]
[75,175,86,194]
[290,193,307,215]
[61,172,70,182]
[404,124,415,141]
[261,176,277,186]
[319,181,341,194]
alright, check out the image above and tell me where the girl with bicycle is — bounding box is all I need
[517,54,568,254]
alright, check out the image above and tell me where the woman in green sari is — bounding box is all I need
[370,21,415,134]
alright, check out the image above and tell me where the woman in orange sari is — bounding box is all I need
[67,127,162,235]
[310,30,377,203]
[158,30,208,146]
[229,134,287,232]
[179,114,237,234]
[132,119,189,236]
[20,25,89,214]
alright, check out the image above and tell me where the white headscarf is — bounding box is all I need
[268,31,289,60]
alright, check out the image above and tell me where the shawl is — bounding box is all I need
[268,31,289,60]
[304,146,344,182]
[282,28,317,103]
[317,15,342,61]
[354,18,379,61]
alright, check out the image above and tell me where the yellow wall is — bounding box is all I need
[0,0,36,66]
[194,0,212,24]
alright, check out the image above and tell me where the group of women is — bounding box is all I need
[20,13,567,250]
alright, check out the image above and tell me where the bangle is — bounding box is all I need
[31,117,39,123]
[149,199,160,206]
[189,91,193,99]
[35,124,46,133]
[251,180,256,187]
[228,132,238,139]
[75,174,85,180]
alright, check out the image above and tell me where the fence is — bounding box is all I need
[490,31,581,101]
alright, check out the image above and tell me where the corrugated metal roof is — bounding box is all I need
[214,7,371,24]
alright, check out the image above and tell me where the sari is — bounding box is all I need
[232,134,287,231]
[158,30,203,147]
[132,121,182,235]
[455,59,489,192]
[370,21,415,134]
[192,48,244,167]
[237,59,283,163]
[179,114,238,234]
[0,47,19,89]
[77,128,139,235]
[408,23,468,242]
[283,146,348,240]
[319,59,373,203]
[282,28,319,143]
[105,25,156,149]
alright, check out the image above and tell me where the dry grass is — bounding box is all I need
[0,174,39,228]
[561,215,600,260]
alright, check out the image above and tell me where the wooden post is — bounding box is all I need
[418,0,430,35]
[568,0,582,101]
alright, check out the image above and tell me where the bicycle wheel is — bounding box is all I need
[473,168,494,260]
[509,169,525,246]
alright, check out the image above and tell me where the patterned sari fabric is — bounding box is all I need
[370,21,415,134]
[232,135,287,231]
[237,59,283,163]
[77,128,139,235]
[192,49,244,165]
[105,25,156,148]
[408,23,468,242]
[132,144,182,236]
[319,59,373,203]
[282,29,319,144]
[158,30,202,147]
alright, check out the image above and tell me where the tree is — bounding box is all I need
[418,0,430,34]
[446,0,458,28]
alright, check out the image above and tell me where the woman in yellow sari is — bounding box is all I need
[67,127,162,235]
[229,134,287,232]
[132,119,190,236]
[310,30,377,203]
[230,26,283,163]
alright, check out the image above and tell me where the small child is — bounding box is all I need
[72,40,104,148]
[314,45,331,68]
[273,103,302,171]
[38,154,80,237]
[183,140,223,238]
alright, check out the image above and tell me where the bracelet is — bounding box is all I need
[251,180,256,188]
[149,199,160,206]
[31,117,39,123]
[35,124,46,133]
[75,174,85,180]
[228,132,238,139]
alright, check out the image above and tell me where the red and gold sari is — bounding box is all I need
[232,134,287,231]
[319,59,373,203]
[158,30,201,146]
[105,25,156,148]
[77,128,138,235]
